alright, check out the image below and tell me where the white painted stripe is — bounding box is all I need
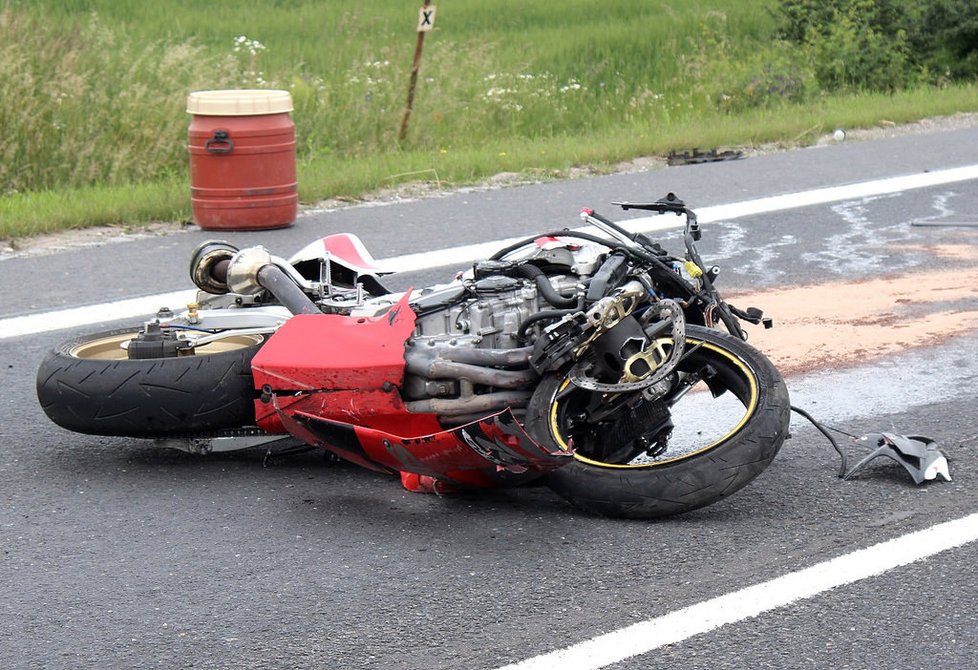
[4,163,978,340]
[690,163,978,224]
[384,163,978,272]
[495,511,978,670]
[0,290,196,340]
[381,217,683,273]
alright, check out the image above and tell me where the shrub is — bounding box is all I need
[909,0,978,81]
[773,0,978,91]
[773,0,915,91]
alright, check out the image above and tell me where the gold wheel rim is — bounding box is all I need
[69,332,264,360]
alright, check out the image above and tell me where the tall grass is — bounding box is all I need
[0,7,242,194]
[1,0,777,194]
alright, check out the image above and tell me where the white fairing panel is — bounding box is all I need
[288,233,393,276]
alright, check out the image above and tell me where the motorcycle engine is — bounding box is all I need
[410,267,579,350]
[412,261,580,349]
[401,259,586,422]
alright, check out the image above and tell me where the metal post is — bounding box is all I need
[399,1,434,142]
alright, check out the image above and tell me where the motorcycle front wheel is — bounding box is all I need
[36,328,264,438]
[525,324,790,519]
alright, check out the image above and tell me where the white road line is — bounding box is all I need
[3,163,978,341]
[495,511,978,670]
[0,290,197,341]
[383,163,978,272]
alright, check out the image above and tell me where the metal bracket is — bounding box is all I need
[154,433,304,455]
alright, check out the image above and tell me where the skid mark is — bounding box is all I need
[799,194,913,274]
[709,191,972,280]
[712,222,798,279]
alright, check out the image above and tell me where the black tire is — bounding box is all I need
[36,328,264,437]
[525,324,790,519]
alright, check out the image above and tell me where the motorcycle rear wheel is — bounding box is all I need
[36,328,264,437]
[526,325,790,519]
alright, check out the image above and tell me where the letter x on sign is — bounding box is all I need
[417,5,436,32]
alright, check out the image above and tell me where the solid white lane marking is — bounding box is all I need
[495,511,978,670]
[3,163,978,340]
[382,163,978,272]
[690,164,978,223]
[1,291,196,340]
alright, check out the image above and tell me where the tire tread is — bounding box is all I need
[36,328,263,438]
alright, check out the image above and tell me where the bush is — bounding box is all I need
[909,0,978,81]
[773,0,978,91]
[773,0,915,91]
[676,14,817,113]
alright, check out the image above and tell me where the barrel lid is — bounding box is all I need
[187,89,293,116]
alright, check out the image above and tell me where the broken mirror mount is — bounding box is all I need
[843,432,951,484]
[790,406,952,485]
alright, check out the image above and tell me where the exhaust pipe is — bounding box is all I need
[193,245,321,315]
[255,264,321,315]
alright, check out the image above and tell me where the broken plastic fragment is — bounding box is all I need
[844,432,952,485]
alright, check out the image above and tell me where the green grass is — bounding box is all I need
[2,0,976,240]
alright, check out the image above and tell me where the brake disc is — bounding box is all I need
[568,300,685,393]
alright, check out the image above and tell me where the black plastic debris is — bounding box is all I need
[667,149,743,166]
[910,221,978,228]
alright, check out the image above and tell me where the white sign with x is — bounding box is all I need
[417,5,436,32]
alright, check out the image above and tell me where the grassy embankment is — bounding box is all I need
[2,0,976,240]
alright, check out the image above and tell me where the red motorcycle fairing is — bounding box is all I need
[250,293,420,434]
[277,403,570,488]
[250,293,570,487]
[288,233,391,275]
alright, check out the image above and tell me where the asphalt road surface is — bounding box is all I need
[2,125,978,669]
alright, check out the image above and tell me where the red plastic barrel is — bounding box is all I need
[187,89,297,230]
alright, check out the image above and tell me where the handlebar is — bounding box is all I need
[608,193,746,339]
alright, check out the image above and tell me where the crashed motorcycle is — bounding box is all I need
[36,193,790,519]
